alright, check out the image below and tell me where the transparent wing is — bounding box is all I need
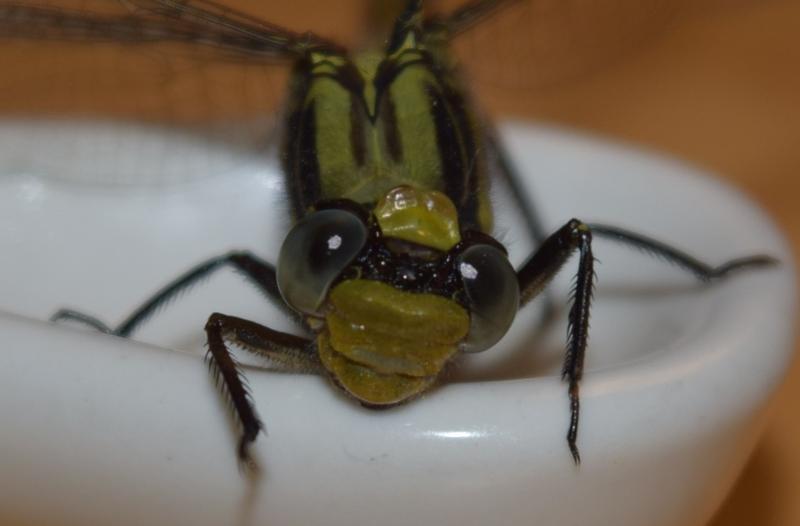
[0,0,340,58]
[432,0,691,97]
[0,0,359,184]
[0,0,694,184]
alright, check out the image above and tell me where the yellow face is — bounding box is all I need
[317,279,469,405]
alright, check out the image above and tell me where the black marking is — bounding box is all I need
[285,98,322,217]
[387,0,423,54]
[444,81,483,231]
[349,92,367,167]
[426,84,481,230]
[380,90,404,163]
[372,51,429,121]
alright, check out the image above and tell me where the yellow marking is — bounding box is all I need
[355,51,382,118]
[318,334,436,406]
[374,186,461,251]
[318,279,469,405]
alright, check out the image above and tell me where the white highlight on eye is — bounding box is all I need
[459,262,478,280]
[328,234,342,250]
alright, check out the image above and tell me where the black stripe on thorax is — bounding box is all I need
[426,82,481,230]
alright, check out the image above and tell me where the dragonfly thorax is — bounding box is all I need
[282,19,493,234]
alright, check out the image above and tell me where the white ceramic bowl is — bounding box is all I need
[0,121,794,526]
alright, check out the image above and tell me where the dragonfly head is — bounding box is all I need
[276,185,519,404]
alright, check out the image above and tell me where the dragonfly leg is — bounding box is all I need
[484,128,548,246]
[205,312,318,468]
[587,224,777,280]
[484,125,559,326]
[517,219,595,465]
[50,251,299,337]
[518,219,777,464]
[50,309,115,334]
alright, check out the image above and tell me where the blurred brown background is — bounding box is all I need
[1,1,798,524]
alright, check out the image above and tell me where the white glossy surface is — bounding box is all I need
[0,121,794,526]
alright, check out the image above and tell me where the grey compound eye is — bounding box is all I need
[457,244,520,353]
[277,209,368,315]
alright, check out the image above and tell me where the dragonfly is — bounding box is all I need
[0,0,775,468]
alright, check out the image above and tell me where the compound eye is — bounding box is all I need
[457,244,520,353]
[277,209,368,315]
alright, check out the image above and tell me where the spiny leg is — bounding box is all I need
[482,124,559,327]
[50,310,115,334]
[51,251,299,337]
[484,127,548,246]
[517,219,595,464]
[205,312,318,467]
[587,224,777,280]
[517,219,777,464]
